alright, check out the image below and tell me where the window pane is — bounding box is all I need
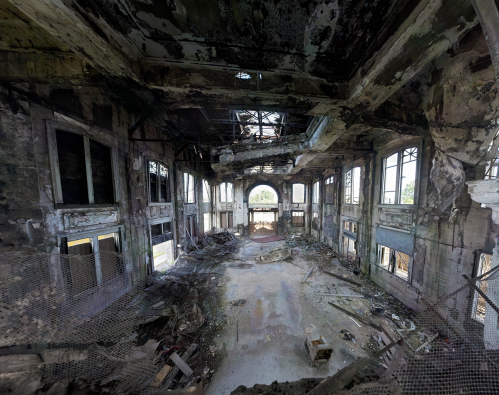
[291,211,305,226]
[400,160,417,205]
[159,164,169,203]
[383,164,397,204]
[220,183,226,202]
[379,245,390,269]
[151,224,162,237]
[227,183,234,202]
[99,233,123,282]
[344,170,352,203]
[56,130,88,204]
[395,251,409,280]
[203,180,210,202]
[183,173,188,201]
[292,183,305,203]
[386,152,398,168]
[67,237,96,294]
[352,167,361,204]
[90,139,114,204]
[204,212,211,232]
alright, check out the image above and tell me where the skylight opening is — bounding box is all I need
[235,72,251,79]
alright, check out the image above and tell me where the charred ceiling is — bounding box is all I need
[0,0,491,175]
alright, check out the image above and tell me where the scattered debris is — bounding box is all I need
[339,329,354,341]
[257,247,292,263]
[323,271,361,287]
[302,265,314,283]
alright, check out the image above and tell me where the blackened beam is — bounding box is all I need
[128,115,148,139]
[130,138,229,143]
[208,119,306,128]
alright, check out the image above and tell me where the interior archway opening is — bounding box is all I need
[248,185,279,237]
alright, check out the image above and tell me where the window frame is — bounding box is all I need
[47,118,119,207]
[147,159,172,205]
[59,225,124,292]
[343,167,361,205]
[291,210,305,227]
[183,173,196,204]
[380,146,420,206]
[219,182,234,203]
[313,181,320,204]
[203,180,211,203]
[292,183,306,204]
[471,251,493,323]
[376,243,411,282]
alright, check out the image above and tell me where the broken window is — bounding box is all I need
[220,182,234,203]
[344,167,360,204]
[342,237,357,262]
[312,212,319,230]
[325,176,335,204]
[203,180,211,202]
[220,211,234,228]
[472,252,492,323]
[313,181,320,204]
[183,173,195,203]
[55,130,115,205]
[291,211,305,227]
[62,229,123,295]
[343,221,358,233]
[151,221,173,269]
[382,147,418,205]
[377,244,410,281]
[185,215,196,240]
[485,158,499,180]
[235,72,251,79]
[233,110,285,142]
[292,183,305,203]
[204,212,211,233]
[149,161,171,203]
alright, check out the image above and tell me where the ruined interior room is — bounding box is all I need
[1,0,499,394]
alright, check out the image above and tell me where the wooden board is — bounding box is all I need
[378,331,397,354]
[169,352,193,377]
[150,365,172,388]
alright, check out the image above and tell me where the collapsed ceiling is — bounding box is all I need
[0,0,490,175]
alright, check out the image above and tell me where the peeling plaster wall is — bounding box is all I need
[0,85,209,314]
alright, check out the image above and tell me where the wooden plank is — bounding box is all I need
[0,354,42,373]
[150,365,172,388]
[323,271,361,287]
[378,331,397,354]
[328,302,383,331]
[169,351,193,377]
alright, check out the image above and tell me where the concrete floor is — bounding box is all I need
[206,239,370,395]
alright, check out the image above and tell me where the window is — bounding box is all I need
[235,72,251,79]
[184,173,195,203]
[343,221,357,233]
[204,213,211,233]
[151,221,173,269]
[313,181,320,204]
[342,237,357,262]
[485,158,499,180]
[291,211,305,227]
[382,147,418,205]
[325,176,334,204]
[151,222,172,245]
[55,130,114,205]
[62,229,123,295]
[312,212,319,230]
[472,253,492,323]
[220,182,234,203]
[220,211,234,228]
[344,167,361,204]
[186,215,196,240]
[203,180,211,202]
[149,161,171,203]
[377,244,410,281]
[292,183,305,203]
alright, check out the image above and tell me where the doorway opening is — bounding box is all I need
[248,185,279,236]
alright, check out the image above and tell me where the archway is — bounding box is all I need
[248,185,279,236]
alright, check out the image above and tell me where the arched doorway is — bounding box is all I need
[248,185,279,236]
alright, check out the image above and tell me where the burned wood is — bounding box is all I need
[328,302,383,331]
[163,344,198,390]
[323,271,361,287]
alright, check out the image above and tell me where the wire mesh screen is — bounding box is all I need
[336,268,499,395]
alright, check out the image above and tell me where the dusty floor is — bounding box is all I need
[205,239,374,395]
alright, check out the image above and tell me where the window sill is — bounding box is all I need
[378,204,417,209]
[342,203,360,206]
[148,202,173,207]
[55,203,119,210]
[378,265,408,282]
[184,202,197,205]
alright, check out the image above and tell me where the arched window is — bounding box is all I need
[220,182,233,203]
[381,147,418,205]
